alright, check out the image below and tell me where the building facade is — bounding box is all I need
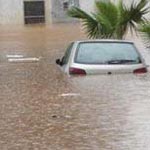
[0,0,80,25]
[0,0,149,25]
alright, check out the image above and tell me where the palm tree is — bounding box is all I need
[139,22,150,48]
[68,0,149,39]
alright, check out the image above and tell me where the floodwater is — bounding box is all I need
[0,24,150,150]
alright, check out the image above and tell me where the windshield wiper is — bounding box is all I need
[107,59,137,64]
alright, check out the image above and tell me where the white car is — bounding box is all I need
[56,40,147,75]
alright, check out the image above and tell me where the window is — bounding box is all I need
[62,43,73,65]
[24,1,45,24]
[63,2,69,10]
[69,0,79,7]
[75,42,141,64]
[63,0,79,11]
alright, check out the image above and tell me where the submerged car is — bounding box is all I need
[56,40,147,75]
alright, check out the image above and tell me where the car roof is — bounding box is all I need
[75,39,134,44]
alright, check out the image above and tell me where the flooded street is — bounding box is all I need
[0,24,150,150]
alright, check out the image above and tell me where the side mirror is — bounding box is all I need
[56,59,63,66]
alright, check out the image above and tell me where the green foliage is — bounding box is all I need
[68,0,149,39]
[139,23,150,47]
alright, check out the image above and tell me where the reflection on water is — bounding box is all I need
[0,24,150,150]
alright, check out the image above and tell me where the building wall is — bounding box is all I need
[51,0,79,23]
[0,0,24,25]
[0,0,78,25]
[0,0,52,25]
[0,0,149,25]
[51,0,70,23]
[45,0,52,24]
[79,0,95,13]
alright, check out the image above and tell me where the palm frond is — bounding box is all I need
[95,1,119,38]
[68,0,149,39]
[68,7,100,38]
[117,0,149,38]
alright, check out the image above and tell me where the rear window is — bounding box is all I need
[75,42,141,64]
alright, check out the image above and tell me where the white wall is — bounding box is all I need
[0,0,149,25]
[0,0,24,25]
[0,0,52,25]
[79,0,95,14]
[45,0,52,24]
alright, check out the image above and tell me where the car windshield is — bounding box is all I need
[75,42,141,64]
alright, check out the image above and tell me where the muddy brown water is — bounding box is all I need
[0,24,150,150]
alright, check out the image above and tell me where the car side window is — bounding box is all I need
[61,43,73,65]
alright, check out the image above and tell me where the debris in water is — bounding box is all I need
[8,57,40,63]
[59,93,80,97]
[6,54,24,58]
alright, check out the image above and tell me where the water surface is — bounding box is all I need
[0,24,150,150]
